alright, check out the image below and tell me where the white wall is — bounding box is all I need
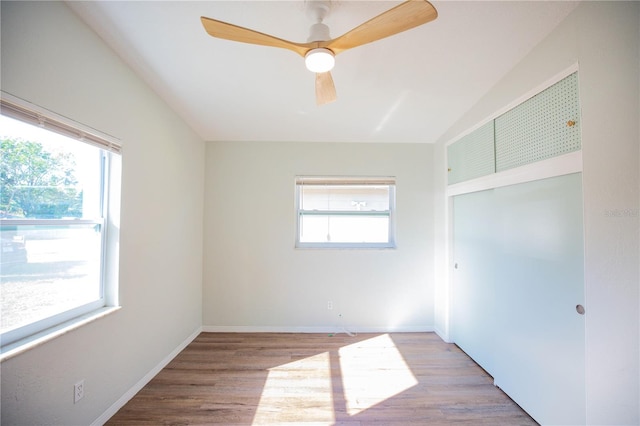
[1,2,204,425]
[434,2,639,424]
[203,141,434,332]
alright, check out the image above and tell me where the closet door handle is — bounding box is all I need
[576,304,585,315]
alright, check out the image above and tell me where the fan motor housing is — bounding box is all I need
[308,22,331,42]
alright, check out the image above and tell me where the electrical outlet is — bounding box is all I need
[327,301,333,310]
[74,380,84,403]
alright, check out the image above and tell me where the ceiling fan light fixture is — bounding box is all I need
[201,0,438,104]
[305,48,335,73]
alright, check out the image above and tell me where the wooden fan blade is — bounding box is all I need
[324,0,437,55]
[201,17,310,57]
[315,72,336,105]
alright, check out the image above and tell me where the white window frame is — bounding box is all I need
[0,93,121,355]
[295,176,396,249]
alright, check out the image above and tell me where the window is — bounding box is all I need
[296,177,396,249]
[1,96,121,350]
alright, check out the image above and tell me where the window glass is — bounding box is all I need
[300,215,390,243]
[296,178,396,248]
[301,185,390,212]
[1,113,116,347]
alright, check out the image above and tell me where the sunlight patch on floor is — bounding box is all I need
[252,351,335,424]
[338,334,418,416]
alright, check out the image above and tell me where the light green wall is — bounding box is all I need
[203,141,435,332]
[1,2,205,424]
[434,2,639,423]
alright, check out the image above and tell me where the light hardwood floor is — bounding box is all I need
[107,332,537,425]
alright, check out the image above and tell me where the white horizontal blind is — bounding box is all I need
[1,94,121,154]
[296,176,395,186]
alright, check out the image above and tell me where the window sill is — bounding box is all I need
[0,306,121,362]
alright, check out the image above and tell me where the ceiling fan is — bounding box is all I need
[201,0,438,105]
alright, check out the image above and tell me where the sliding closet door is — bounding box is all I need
[452,189,498,373]
[452,173,586,424]
[492,173,585,424]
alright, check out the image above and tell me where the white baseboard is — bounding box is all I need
[91,326,202,426]
[434,326,452,343]
[202,325,434,334]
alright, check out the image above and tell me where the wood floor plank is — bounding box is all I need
[106,332,537,425]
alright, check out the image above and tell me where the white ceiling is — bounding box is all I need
[68,1,579,144]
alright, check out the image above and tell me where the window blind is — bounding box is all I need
[1,93,121,154]
[296,176,395,186]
